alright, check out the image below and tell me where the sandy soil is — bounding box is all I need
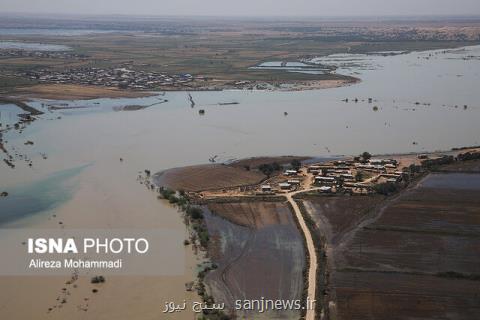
[154,164,266,192]
[6,78,356,102]
[12,84,153,100]
[286,191,318,320]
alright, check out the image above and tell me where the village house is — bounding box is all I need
[288,179,301,185]
[284,169,298,176]
[279,182,292,190]
[315,176,336,185]
[319,186,332,193]
[261,185,272,192]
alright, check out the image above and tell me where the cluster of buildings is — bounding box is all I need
[260,169,302,194]
[259,157,406,195]
[21,67,194,90]
[309,158,404,193]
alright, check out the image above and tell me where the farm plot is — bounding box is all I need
[203,201,305,319]
[154,164,265,192]
[330,172,480,319]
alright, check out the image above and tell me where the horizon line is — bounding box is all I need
[2,11,480,20]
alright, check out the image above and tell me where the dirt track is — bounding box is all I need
[287,188,322,320]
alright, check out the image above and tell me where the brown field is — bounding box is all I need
[303,195,384,246]
[373,189,480,235]
[208,201,293,229]
[154,156,311,192]
[339,229,480,274]
[11,84,152,100]
[154,164,265,192]
[332,271,480,320]
[302,170,480,319]
[203,201,305,318]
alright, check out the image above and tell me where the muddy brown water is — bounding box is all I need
[1,45,480,319]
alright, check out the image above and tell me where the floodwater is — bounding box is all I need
[0,28,115,36]
[0,40,71,51]
[0,104,24,126]
[0,45,480,319]
[250,61,331,74]
[421,173,480,190]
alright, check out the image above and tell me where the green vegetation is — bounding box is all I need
[186,206,204,220]
[361,151,372,162]
[355,171,364,182]
[90,275,105,284]
[158,187,209,247]
[437,271,480,281]
[196,263,230,319]
[159,187,175,199]
[158,187,186,206]
[421,155,455,170]
[291,159,302,171]
[0,75,37,92]
[373,182,399,195]
[157,187,228,318]
[258,162,281,177]
[457,151,480,162]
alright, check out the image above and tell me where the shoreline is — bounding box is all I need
[1,77,359,101]
[153,146,480,319]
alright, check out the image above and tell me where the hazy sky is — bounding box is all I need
[1,0,480,17]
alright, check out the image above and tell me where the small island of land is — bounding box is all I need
[149,147,480,320]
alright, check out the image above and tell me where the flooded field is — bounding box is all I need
[0,41,71,51]
[0,28,115,36]
[420,172,480,189]
[251,61,332,74]
[203,201,305,319]
[0,104,24,127]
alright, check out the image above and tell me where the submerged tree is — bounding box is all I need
[361,151,372,162]
[291,159,301,171]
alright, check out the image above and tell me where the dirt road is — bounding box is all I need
[286,187,320,320]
